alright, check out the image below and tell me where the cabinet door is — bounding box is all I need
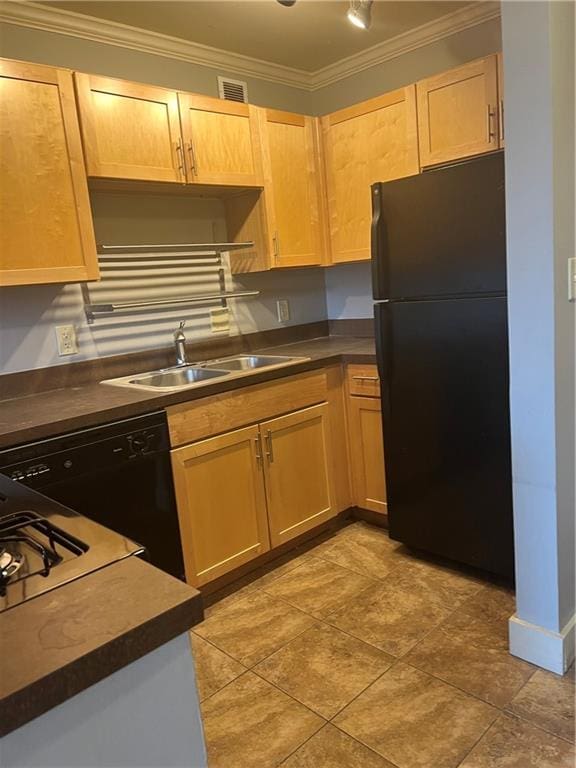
[75,73,184,182]
[171,425,270,587]
[178,93,264,186]
[322,86,419,264]
[0,59,98,286]
[497,52,505,148]
[261,403,335,547]
[416,56,499,167]
[262,109,326,268]
[348,396,387,515]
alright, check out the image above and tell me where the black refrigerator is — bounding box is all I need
[371,152,514,579]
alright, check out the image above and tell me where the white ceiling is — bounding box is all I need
[42,0,473,72]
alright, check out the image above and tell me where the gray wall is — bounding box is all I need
[0,192,326,374]
[502,0,575,672]
[311,18,502,115]
[0,22,312,112]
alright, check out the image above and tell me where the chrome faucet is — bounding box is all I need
[174,321,188,367]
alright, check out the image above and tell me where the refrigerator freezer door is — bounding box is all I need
[375,296,514,578]
[371,152,506,301]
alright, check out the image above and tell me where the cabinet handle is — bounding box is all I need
[175,139,186,181]
[498,99,504,143]
[254,436,263,464]
[187,140,198,175]
[487,105,497,142]
[352,375,380,382]
[265,429,274,463]
[272,231,280,261]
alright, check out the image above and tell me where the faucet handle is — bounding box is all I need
[174,320,186,340]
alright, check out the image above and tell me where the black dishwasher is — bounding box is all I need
[0,411,185,580]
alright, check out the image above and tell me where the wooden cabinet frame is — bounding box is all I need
[416,56,499,167]
[171,424,270,587]
[348,395,387,515]
[345,364,387,516]
[178,93,264,187]
[260,108,328,268]
[321,86,419,264]
[0,59,98,286]
[167,370,341,585]
[497,52,505,147]
[261,403,335,547]
[75,73,184,183]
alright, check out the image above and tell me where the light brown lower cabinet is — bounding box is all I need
[171,402,335,587]
[347,395,387,515]
[261,403,335,547]
[171,424,270,587]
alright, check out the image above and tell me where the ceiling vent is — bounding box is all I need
[217,76,248,103]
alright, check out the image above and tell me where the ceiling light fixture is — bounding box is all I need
[347,0,373,30]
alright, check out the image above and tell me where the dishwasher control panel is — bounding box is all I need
[0,415,170,490]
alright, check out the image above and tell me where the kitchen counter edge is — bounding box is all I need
[0,337,376,450]
[0,557,203,737]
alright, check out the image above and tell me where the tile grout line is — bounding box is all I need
[453,715,502,768]
[328,656,498,768]
[501,706,576,746]
[250,632,394,721]
[190,630,251,673]
[195,525,573,767]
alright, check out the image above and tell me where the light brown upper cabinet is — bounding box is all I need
[497,52,505,148]
[0,59,98,286]
[178,93,264,186]
[416,56,500,168]
[322,86,419,264]
[260,109,327,268]
[75,74,184,183]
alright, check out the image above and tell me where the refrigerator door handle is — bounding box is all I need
[371,183,388,300]
[374,302,393,389]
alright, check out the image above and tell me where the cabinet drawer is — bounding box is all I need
[347,364,380,398]
[167,370,327,447]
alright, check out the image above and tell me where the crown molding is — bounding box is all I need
[309,2,501,89]
[0,0,311,88]
[0,1,501,93]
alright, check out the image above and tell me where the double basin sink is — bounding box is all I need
[103,354,310,392]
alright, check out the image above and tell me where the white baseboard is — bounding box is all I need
[509,612,576,674]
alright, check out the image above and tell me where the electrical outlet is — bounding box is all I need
[55,325,78,356]
[210,307,230,334]
[276,299,290,323]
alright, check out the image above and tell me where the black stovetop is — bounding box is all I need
[0,474,145,612]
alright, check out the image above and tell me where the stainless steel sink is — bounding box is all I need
[102,354,310,392]
[128,366,229,389]
[202,355,304,371]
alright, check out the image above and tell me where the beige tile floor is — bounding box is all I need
[191,522,575,768]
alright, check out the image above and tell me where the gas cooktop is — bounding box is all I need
[0,474,145,612]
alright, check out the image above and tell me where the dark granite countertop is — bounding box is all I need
[0,336,376,449]
[0,557,203,737]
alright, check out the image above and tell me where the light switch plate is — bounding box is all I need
[55,325,78,356]
[568,257,576,302]
[276,299,290,323]
[210,307,230,333]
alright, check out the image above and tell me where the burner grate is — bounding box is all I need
[0,511,88,594]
